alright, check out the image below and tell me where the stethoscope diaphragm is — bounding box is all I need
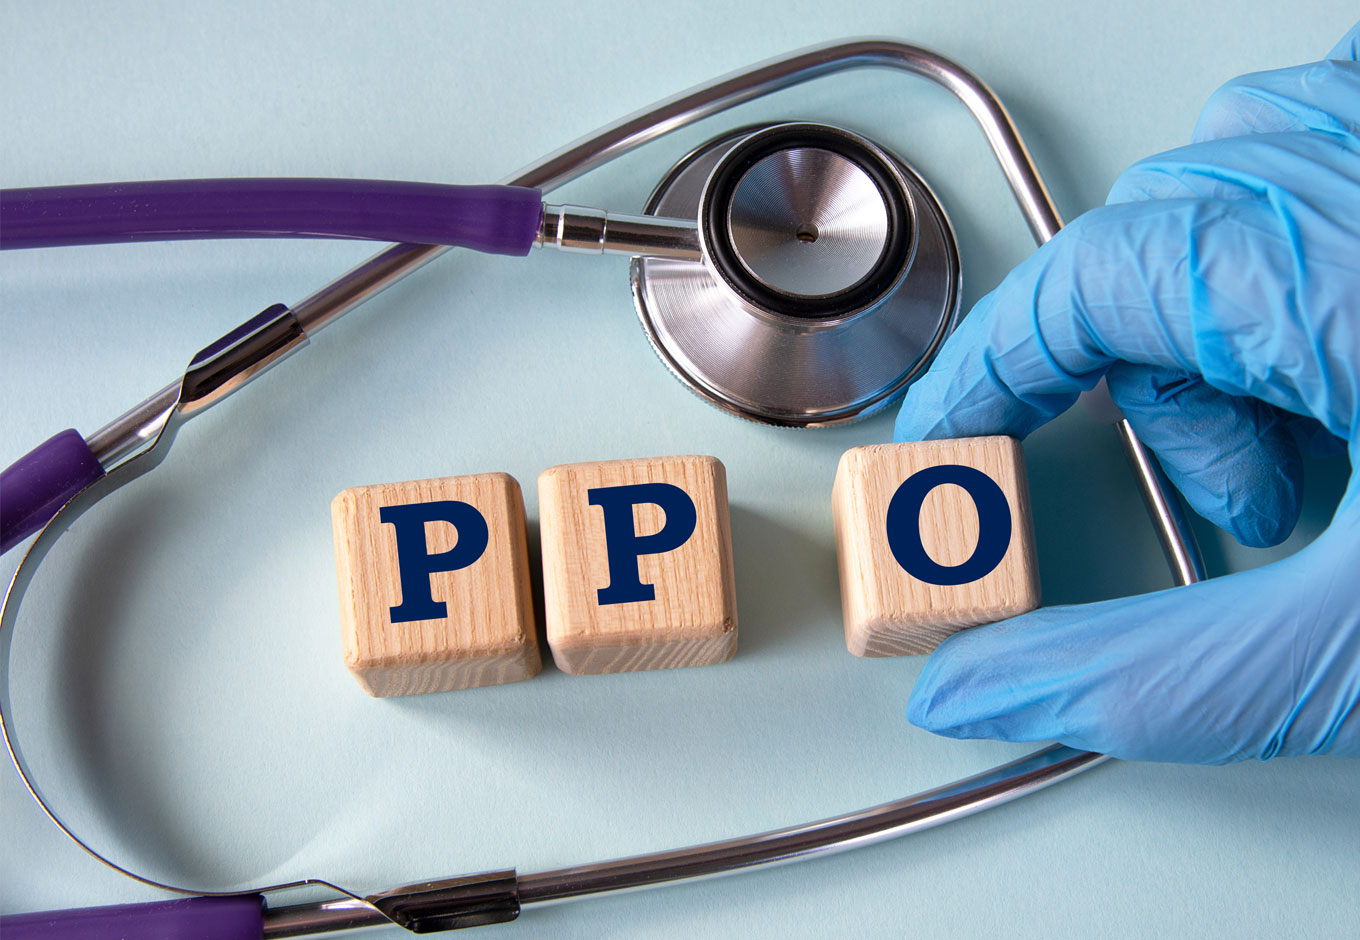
[632,122,960,427]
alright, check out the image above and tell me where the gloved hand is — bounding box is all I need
[894,23,1360,764]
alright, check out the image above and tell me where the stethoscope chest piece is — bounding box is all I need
[632,122,960,427]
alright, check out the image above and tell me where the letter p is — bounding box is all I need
[379,500,489,623]
[588,482,697,606]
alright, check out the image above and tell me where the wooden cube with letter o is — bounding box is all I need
[832,437,1040,657]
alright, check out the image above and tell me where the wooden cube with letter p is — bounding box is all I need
[331,473,541,696]
[538,455,738,674]
[832,437,1039,657]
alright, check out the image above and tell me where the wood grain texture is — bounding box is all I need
[832,437,1040,657]
[537,455,737,675]
[331,473,541,696]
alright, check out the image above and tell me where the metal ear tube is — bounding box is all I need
[536,205,701,259]
[0,37,1203,935]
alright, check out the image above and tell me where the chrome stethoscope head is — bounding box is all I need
[633,122,960,428]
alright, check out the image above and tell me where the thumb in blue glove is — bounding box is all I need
[894,23,1360,764]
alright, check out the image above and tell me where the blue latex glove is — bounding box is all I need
[894,24,1360,763]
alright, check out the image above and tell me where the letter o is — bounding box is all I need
[884,465,1012,586]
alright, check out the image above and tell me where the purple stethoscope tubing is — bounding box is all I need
[0,179,543,254]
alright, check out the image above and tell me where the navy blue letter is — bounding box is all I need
[884,465,1011,586]
[588,483,697,605]
[379,501,489,622]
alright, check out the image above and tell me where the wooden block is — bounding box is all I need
[537,455,737,675]
[331,473,541,696]
[832,437,1039,657]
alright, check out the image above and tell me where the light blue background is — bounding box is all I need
[2,1,1357,936]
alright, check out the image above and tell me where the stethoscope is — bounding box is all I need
[0,38,1206,937]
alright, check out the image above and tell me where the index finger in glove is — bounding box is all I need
[894,195,1354,444]
[1192,21,1360,143]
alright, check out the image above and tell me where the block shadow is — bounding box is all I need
[727,505,841,657]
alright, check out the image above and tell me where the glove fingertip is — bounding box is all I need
[893,380,954,442]
[1222,490,1301,548]
[906,632,1057,742]
[1208,440,1303,547]
[904,687,939,731]
[1105,366,1306,548]
[905,639,973,731]
[906,689,1061,744]
[905,686,991,739]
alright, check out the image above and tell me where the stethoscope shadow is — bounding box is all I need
[44,479,301,889]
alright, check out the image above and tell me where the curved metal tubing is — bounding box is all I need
[522,743,1102,902]
[1,36,1203,931]
[259,744,1104,936]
